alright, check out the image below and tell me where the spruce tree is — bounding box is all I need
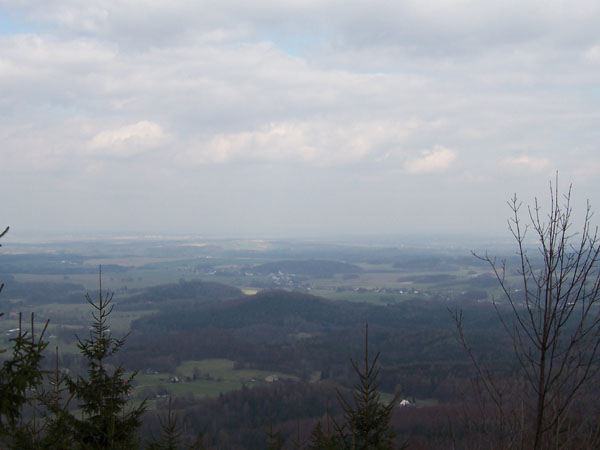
[0,226,50,448]
[39,346,75,448]
[146,398,209,450]
[0,313,49,449]
[265,402,282,450]
[66,267,145,449]
[308,420,341,450]
[146,399,183,450]
[334,325,401,450]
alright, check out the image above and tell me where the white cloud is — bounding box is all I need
[8,1,600,55]
[1,1,600,235]
[404,146,457,174]
[179,120,409,165]
[89,121,167,157]
[502,155,550,172]
[584,45,600,63]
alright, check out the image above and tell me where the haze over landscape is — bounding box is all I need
[2,1,600,239]
[4,3,600,449]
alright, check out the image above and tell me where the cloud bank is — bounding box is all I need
[89,121,167,157]
[405,146,457,174]
[1,1,599,236]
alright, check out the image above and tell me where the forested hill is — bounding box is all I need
[1,280,85,304]
[130,289,498,341]
[251,259,363,277]
[120,279,244,310]
[132,290,357,334]
[124,289,511,395]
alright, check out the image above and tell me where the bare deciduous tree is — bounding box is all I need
[455,179,600,449]
[0,226,8,306]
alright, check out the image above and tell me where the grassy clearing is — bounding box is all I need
[31,303,158,332]
[241,287,259,295]
[133,358,298,405]
[0,302,158,356]
[178,359,297,384]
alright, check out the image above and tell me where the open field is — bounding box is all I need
[133,358,298,404]
[0,302,159,355]
[3,236,513,307]
[13,269,194,292]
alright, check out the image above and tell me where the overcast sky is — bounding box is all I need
[1,1,599,240]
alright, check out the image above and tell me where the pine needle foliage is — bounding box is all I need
[38,346,75,448]
[0,313,49,448]
[265,402,282,450]
[0,226,51,448]
[66,267,146,449]
[334,325,402,450]
[147,398,183,450]
[146,397,210,450]
[308,420,341,450]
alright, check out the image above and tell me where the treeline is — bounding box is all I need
[123,290,516,398]
[144,381,347,449]
[1,281,402,449]
[1,280,85,304]
[4,276,600,448]
[0,252,127,274]
[0,282,146,448]
[120,279,245,311]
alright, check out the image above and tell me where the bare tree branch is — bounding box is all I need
[457,176,600,449]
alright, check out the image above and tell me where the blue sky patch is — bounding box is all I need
[263,31,323,57]
[0,8,34,35]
